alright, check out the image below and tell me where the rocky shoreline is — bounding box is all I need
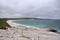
[0,20,59,40]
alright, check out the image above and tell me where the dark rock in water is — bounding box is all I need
[48,29,57,32]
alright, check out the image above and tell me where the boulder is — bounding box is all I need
[47,28,57,32]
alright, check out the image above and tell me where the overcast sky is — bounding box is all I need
[0,0,60,19]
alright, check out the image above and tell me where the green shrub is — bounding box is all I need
[0,19,10,29]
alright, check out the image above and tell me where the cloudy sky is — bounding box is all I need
[0,0,60,19]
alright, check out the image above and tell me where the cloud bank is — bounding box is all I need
[0,0,60,19]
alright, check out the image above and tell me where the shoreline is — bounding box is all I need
[6,20,60,35]
[6,20,60,40]
[6,20,46,30]
[0,20,59,40]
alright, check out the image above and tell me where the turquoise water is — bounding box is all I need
[13,20,60,34]
[13,20,60,30]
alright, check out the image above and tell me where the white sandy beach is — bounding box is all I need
[0,20,60,40]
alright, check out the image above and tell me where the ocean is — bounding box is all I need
[13,19,60,34]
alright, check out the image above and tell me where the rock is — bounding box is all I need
[48,28,57,32]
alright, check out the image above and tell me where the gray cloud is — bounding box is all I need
[0,0,60,19]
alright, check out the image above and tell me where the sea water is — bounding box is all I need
[13,19,60,34]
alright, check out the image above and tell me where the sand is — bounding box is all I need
[0,20,60,40]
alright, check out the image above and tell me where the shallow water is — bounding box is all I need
[13,19,60,34]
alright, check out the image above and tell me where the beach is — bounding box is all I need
[0,20,60,40]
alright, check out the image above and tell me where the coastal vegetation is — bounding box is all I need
[0,19,11,29]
